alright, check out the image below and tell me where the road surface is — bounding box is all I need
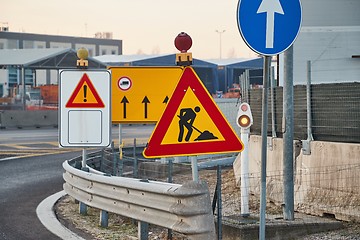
[0,125,154,240]
[0,151,81,240]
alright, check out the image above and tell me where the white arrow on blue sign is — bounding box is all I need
[237,0,302,56]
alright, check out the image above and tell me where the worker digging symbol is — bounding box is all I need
[177,106,218,142]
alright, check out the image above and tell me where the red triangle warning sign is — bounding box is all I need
[143,67,244,158]
[66,73,105,108]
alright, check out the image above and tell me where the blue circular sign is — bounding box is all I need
[237,0,302,56]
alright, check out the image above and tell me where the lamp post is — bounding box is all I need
[215,30,225,59]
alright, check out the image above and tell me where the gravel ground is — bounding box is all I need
[301,224,360,240]
[0,154,18,159]
[55,195,189,239]
[55,169,360,239]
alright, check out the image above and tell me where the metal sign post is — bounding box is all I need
[259,56,271,239]
[283,46,295,220]
[237,0,302,239]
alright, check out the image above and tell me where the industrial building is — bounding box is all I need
[0,31,122,56]
[0,29,122,97]
[94,54,264,95]
[278,0,360,85]
[2,0,358,100]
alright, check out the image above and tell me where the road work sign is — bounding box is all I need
[143,67,244,158]
[109,66,183,123]
[59,70,111,147]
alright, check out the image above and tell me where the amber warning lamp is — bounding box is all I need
[174,32,193,66]
[237,103,253,129]
[77,47,89,68]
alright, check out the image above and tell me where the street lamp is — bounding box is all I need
[215,29,226,59]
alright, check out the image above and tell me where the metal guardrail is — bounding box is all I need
[62,159,216,239]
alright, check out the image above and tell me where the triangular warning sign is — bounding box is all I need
[66,73,105,108]
[143,67,244,158]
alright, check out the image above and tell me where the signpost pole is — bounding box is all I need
[270,67,277,138]
[190,156,199,182]
[283,46,294,220]
[21,67,26,110]
[237,0,301,237]
[119,124,123,175]
[59,47,110,216]
[80,147,88,215]
[259,55,271,240]
[82,148,87,169]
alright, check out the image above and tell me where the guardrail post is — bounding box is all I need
[138,221,149,240]
[79,202,87,215]
[100,210,109,228]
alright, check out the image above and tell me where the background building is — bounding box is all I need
[0,30,122,56]
[278,0,360,85]
[0,29,122,96]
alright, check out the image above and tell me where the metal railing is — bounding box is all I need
[63,150,217,240]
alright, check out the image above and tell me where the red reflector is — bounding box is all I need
[241,104,248,112]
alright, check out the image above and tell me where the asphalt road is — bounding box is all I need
[0,124,154,240]
[0,124,154,145]
[0,151,81,240]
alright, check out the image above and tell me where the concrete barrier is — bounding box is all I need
[0,99,237,130]
[215,98,241,137]
[233,136,360,222]
[0,110,58,129]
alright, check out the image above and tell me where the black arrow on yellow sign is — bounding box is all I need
[121,96,129,119]
[142,96,150,119]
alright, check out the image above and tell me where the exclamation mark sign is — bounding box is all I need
[83,85,87,102]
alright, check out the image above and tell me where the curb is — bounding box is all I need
[36,190,86,240]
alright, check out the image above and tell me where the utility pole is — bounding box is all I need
[215,30,226,59]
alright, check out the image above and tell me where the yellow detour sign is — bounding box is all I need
[109,66,184,123]
[143,67,244,158]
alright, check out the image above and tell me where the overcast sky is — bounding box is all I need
[0,0,258,59]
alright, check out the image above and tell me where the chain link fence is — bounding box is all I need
[70,140,360,239]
